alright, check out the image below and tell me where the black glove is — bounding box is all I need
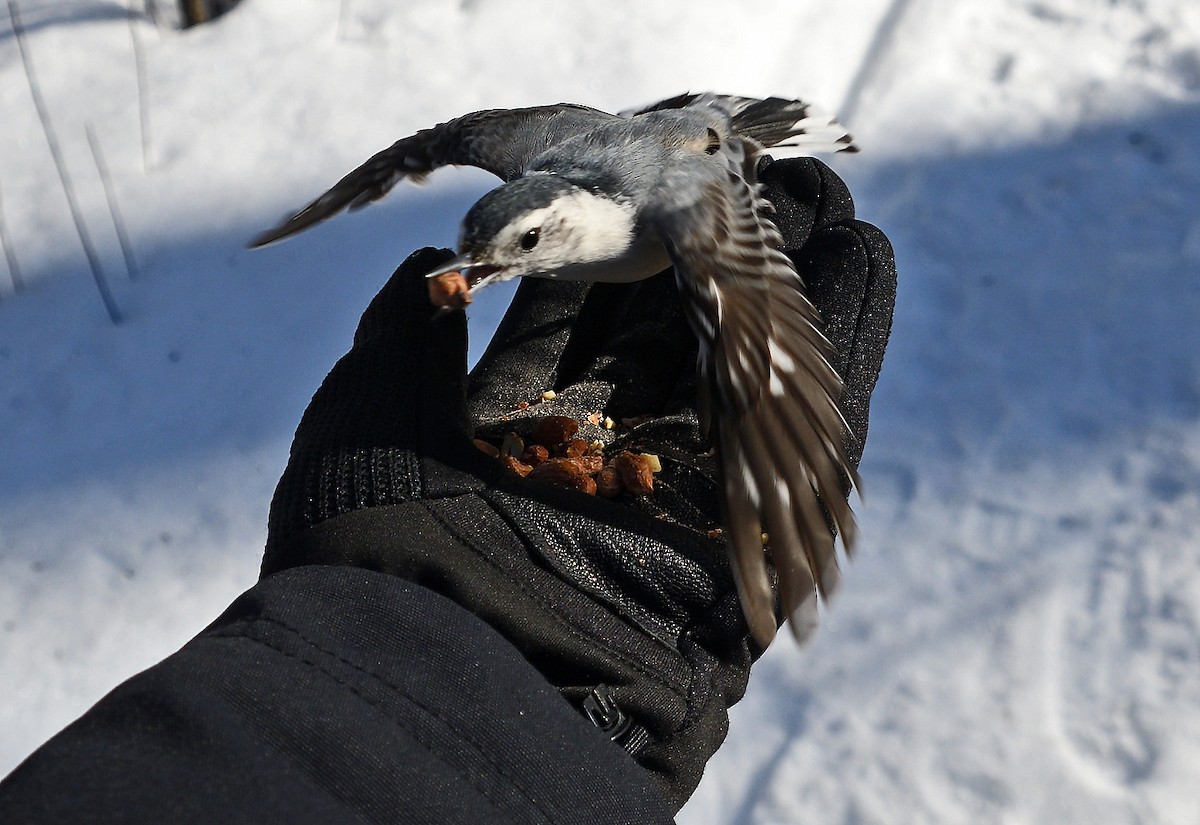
[261,157,896,809]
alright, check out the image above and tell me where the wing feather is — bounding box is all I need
[652,145,857,647]
[249,104,616,247]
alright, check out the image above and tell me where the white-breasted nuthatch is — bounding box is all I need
[250,93,859,647]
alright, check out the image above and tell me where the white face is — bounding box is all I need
[483,189,638,278]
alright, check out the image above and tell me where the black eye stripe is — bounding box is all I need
[520,228,540,251]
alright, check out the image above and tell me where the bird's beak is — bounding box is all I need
[424,254,502,288]
[424,254,507,312]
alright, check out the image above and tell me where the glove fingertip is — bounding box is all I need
[811,160,856,228]
[354,246,459,346]
[759,157,858,244]
[348,245,474,448]
[801,220,896,465]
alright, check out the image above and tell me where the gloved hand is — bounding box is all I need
[261,157,896,809]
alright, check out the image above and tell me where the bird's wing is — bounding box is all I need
[648,145,858,648]
[622,93,856,155]
[249,104,617,247]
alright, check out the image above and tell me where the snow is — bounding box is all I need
[2,1,1198,822]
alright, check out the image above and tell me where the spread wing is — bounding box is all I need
[650,143,858,648]
[249,104,617,247]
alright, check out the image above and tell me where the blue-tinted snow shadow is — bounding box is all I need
[841,103,1200,482]
[0,103,1198,523]
[0,183,515,502]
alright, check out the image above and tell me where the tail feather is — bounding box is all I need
[730,98,857,153]
[622,92,857,154]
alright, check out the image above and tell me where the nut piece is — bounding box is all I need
[575,455,605,475]
[531,415,580,447]
[500,431,525,458]
[500,454,533,478]
[561,438,590,458]
[487,413,661,502]
[612,451,655,496]
[595,466,623,498]
[428,271,472,309]
[472,438,499,458]
[529,457,597,495]
[521,444,549,466]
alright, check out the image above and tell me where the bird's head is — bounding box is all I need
[425,173,637,288]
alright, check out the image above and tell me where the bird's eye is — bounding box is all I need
[520,228,540,251]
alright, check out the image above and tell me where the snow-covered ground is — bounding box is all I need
[2,1,1198,822]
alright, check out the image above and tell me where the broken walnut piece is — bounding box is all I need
[595,466,623,498]
[521,444,550,466]
[472,438,500,458]
[427,271,472,309]
[574,455,604,475]
[612,451,655,496]
[560,438,590,458]
[531,415,580,447]
[499,454,533,478]
[529,457,597,495]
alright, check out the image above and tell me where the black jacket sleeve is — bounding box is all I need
[0,565,675,825]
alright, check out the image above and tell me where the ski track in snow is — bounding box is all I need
[2,1,1199,823]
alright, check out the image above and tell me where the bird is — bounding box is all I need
[249,93,860,648]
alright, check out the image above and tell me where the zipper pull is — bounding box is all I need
[582,684,650,757]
